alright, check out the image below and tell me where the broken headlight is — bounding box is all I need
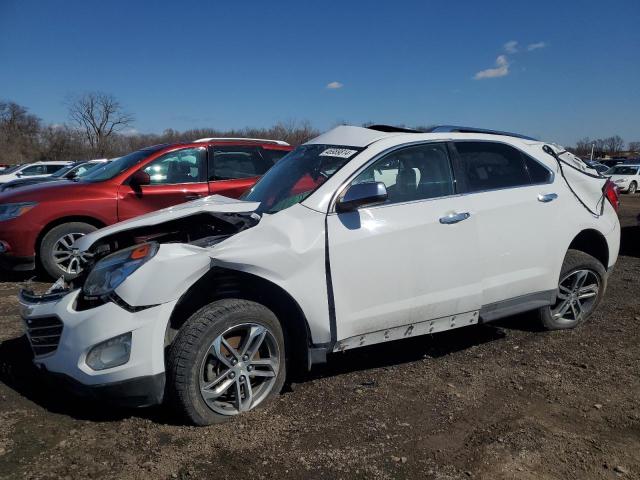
[83,242,158,297]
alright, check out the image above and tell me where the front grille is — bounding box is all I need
[24,316,63,356]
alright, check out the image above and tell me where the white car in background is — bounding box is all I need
[19,125,621,425]
[0,161,71,184]
[605,164,640,194]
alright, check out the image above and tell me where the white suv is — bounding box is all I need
[0,161,71,183]
[19,125,621,425]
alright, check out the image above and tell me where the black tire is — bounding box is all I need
[39,222,97,280]
[167,299,287,426]
[538,249,607,330]
[628,181,637,195]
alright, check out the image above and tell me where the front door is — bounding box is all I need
[117,147,209,221]
[327,142,482,342]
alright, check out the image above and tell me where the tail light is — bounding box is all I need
[604,179,620,212]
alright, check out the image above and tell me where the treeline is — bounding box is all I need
[0,95,318,164]
[573,136,639,158]
[1,93,637,164]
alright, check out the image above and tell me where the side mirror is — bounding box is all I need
[15,172,22,178]
[336,181,388,213]
[129,170,151,187]
[66,171,78,180]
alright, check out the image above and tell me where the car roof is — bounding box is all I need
[193,137,290,146]
[304,125,541,149]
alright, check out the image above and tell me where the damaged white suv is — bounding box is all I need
[20,125,621,425]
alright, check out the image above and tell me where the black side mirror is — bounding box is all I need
[336,182,388,213]
[15,172,22,178]
[129,170,151,187]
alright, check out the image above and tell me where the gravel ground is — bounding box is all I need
[0,196,639,480]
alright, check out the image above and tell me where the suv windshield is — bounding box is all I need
[243,144,362,213]
[1,164,25,174]
[80,146,167,183]
[607,166,638,175]
[50,163,79,178]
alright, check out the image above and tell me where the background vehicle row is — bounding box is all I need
[0,139,291,278]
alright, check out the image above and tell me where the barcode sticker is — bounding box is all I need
[319,148,358,158]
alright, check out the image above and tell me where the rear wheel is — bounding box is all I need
[538,249,607,330]
[167,299,286,426]
[39,222,97,280]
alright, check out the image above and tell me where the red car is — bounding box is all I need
[0,138,291,279]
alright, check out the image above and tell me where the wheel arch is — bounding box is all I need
[167,266,313,375]
[568,228,610,270]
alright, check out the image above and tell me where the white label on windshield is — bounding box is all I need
[319,148,358,159]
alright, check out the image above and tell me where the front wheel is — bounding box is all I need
[167,299,286,425]
[39,222,97,280]
[538,249,607,330]
[628,181,637,194]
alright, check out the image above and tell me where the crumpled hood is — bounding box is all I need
[75,195,260,251]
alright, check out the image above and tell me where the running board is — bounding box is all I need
[333,311,479,352]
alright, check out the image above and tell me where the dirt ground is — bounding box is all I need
[0,196,639,480]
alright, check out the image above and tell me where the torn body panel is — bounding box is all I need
[206,204,331,345]
[69,196,331,345]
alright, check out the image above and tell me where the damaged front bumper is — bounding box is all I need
[19,287,177,407]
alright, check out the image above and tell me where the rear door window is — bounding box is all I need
[45,164,66,174]
[261,148,290,165]
[209,146,272,181]
[454,142,543,192]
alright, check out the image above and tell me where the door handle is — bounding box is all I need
[537,193,558,203]
[184,193,203,201]
[439,212,471,224]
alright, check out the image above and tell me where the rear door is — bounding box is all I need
[451,141,558,308]
[328,142,482,342]
[117,147,209,221]
[207,145,276,198]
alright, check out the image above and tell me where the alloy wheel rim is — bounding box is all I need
[551,269,600,323]
[199,323,280,416]
[52,233,92,275]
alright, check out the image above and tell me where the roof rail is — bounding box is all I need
[365,124,537,141]
[366,125,423,133]
[193,137,290,146]
[426,125,537,141]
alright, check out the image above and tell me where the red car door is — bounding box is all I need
[117,146,210,221]
[207,145,277,198]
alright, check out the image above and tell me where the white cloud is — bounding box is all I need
[474,55,510,80]
[326,81,344,89]
[527,41,547,51]
[503,40,518,54]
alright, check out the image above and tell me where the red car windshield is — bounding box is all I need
[80,145,167,183]
[242,144,362,213]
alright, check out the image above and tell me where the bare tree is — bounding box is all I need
[67,92,134,156]
[575,137,592,157]
[627,141,640,154]
[0,101,42,163]
[604,135,624,156]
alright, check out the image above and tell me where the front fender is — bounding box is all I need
[114,243,212,307]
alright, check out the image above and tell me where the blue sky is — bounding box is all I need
[1,0,638,146]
